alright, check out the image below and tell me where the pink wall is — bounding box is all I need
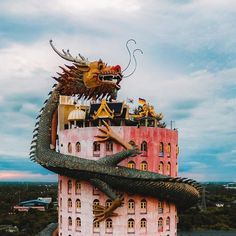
[58,126,178,236]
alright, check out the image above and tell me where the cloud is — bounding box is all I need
[0,0,235,181]
[0,171,56,182]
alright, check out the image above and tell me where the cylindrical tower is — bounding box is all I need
[57,98,179,236]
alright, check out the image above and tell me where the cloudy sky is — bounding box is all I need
[0,0,235,182]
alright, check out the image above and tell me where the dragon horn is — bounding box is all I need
[49,40,89,65]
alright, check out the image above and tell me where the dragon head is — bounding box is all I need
[50,40,122,100]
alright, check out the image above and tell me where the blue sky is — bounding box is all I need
[0,0,235,182]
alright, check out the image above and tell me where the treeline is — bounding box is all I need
[178,183,236,231]
[0,182,57,236]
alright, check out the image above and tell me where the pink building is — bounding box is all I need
[57,97,179,236]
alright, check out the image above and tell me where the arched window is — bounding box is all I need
[76,217,81,229]
[106,218,112,229]
[159,161,164,174]
[158,217,163,232]
[159,142,164,157]
[128,218,135,228]
[93,199,100,206]
[68,179,72,194]
[128,161,136,169]
[166,217,170,231]
[105,199,112,208]
[140,199,147,213]
[129,140,136,147]
[106,141,113,152]
[68,198,72,209]
[176,144,179,157]
[158,201,163,214]
[93,219,100,229]
[75,181,81,194]
[68,216,72,228]
[167,143,171,157]
[128,199,135,209]
[140,161,148,171]
[93,141,100,157]
[141,141,148,156]
[76,199,81,211]
[140,218,147,228]
[68,142,72,153]
[76,142,81,152]
[167,162,171,176]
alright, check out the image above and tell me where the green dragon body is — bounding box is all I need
[30,41,200,222]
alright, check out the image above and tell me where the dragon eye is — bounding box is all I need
[98,64,103,70]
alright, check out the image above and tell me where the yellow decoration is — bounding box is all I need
[132,100,163,120]
[93,99,114,119]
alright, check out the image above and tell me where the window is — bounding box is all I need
[176,145,179,157]
[60,198,62,208]
[140,161,148,171]
[140,218,147,228]
[106,218,112,228]
[93,219,100,228]
[68,198,72,209]
[159,142,164,157]
[93,199,100,206]
[158,217,163,232]
[140,199,147,213]
[106,199,112,208]
[68,180,72,194]
[128,161,136,169]
[76,217,81,229]
[68,142,72,153]
[76,142,81,152]
[75,181,81,194]
[93,141,100,157]
[166,217,170,231]
[106,141,113,152]
[141,141,148,156]
[167,143,171,157]
[167,162,171,176]
[158,201,163,214]
[76,199,81,211]
[159,161,164,174]
[68,216,72,228]
[128,199,135,209]
[129,140,136,147]
[128,218,135,228]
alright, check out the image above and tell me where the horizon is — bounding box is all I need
[0,0,236,182]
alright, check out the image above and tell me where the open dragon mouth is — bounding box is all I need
[98,73,122,89]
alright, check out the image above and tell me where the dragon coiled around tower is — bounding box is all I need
[30,40,201,223]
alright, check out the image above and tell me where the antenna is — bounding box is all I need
[200,186,207,211]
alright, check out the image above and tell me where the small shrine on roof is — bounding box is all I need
[58,96,165,130]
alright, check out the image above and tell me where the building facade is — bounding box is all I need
[57,97,179,236]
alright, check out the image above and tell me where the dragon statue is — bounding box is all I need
[30,40,201,223]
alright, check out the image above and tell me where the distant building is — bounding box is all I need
[14,197,52,212]
[224,183,236,189]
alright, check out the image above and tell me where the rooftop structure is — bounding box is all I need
[30,40,201,236]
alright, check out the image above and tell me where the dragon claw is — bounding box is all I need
[93,196,123,223]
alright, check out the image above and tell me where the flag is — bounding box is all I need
[138,98,146,105]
